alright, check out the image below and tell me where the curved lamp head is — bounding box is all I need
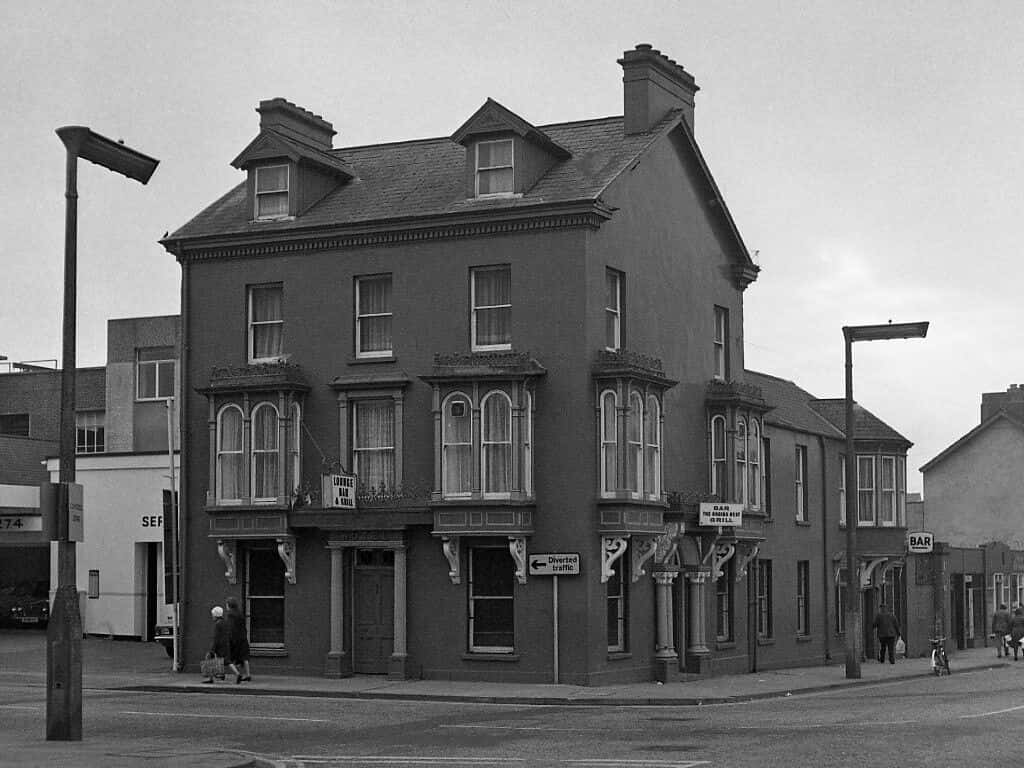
[56,126,158,184]
[844,321,929,343]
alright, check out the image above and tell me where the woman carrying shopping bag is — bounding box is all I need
[200,606,229,683]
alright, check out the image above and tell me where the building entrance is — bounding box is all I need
[353,549,395,674]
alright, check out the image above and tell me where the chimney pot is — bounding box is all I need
[257,98,336,151]
[618,43,699,135]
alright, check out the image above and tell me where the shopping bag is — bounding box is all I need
[200,655,224,678]
[894,637,906,657]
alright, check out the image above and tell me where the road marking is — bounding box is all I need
[960,703,1024,719]
[441,724,626,732]
[119,710,333,723]
[290,759,706,767]
[0,705,39,711]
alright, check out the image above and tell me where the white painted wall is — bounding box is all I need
[47,453,179,638]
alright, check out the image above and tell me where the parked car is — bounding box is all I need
[1,581,50,628]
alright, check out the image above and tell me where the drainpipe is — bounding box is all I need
[173,245,190,671]
[818,434,830,661]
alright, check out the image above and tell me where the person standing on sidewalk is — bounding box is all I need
[872,603,901,664]
[992,603,1012,657]
[1010,606,1024,660]
[226,596,252,683]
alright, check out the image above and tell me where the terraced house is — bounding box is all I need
[163,44,912,683]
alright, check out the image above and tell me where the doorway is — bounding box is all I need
[353,549,394,674]
[145,542,158,641]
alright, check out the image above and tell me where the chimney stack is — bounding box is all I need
[981,384,1024,423]
[618,44,699,135]
[257,98,336,151]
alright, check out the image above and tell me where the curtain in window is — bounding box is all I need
[857,456,875,524]
[443,395,473,495]
[748,420,760,507]
[644,396,660,497]
[880,457,896,525]
[473,268,510,347]
[251,287,283,359]
[482,394,512,493]
[601,392,617,493]
[357,276,392,354]
[256,167,288,218]
[252,405,279,499]
[477,141,513,195]
[354,400,394,491]
[735,419,747,504]
[218,407,243,500]
[626,393,642,492]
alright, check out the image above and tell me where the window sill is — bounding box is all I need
[795,520,811,527]
[796,634,813,643]
[715,640,736,651]
[607,651,632,661]
[251,646,288,657]
[597,495,668,508]
[349,356,397,365]
[757,637,774,647]
[462,653,520,662]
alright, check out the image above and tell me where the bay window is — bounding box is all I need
[857,456,876,525]
[599,387,663,500]
[626,392,643,494]
[880,456,897,526]
[251,403,280,501]
[442,393,473,497]
[600,391,618,494]
[710,415,727,498]
[644,395,661,498]
[482,392,513,496]
[216,405,244,503]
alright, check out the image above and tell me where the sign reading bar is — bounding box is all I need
[322,473,357,509]
[528,553,580,576]
[699,502,743,527]
[907,531,934,554]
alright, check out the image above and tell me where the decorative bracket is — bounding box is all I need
[861,557,888,588]
[631,536,658,582]
[653,522,682,570]
[735,544,760,582]
[699,527,725,566]
[277,536,296,585]
[217,540,237,585]
[508,536,527,585]
[601,536,628,583]
[442,536,461,584]
[711,542,736,581]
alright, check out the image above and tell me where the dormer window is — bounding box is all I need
[255,165,289,219]
[475,140,513,196]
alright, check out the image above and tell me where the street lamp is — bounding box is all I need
[843,321,928,679]
[49,127,158,741]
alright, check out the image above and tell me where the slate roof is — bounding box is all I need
[919,410,1024,473]
[744,370,844,439]
[808,398,911,446]
[169,112,680,241]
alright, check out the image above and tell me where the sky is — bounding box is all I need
[3,1,1022,493]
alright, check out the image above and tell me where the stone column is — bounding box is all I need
[653,571,678,682]
[685,569,712,674]
[388,545,409,679]
[325,545,350,677]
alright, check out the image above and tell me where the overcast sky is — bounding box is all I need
[3,1,1021,493]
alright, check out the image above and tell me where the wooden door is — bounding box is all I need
[354,549,394,674]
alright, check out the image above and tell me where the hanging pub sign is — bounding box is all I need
[322,473,357,509]
[699,502,743,527]
[907,531,934,553]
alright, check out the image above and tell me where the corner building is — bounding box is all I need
[165,45,865,683]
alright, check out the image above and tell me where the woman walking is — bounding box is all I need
[201,606,229,683]
[225,596,252,683]
[1010,606,1024,660]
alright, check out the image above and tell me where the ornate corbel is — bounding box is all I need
[508,536,527,585]
[631,536,657,583]
[711,542,736,581]
[442,535,461,584]
[735,544,760,582]
[861,557,888,588]
[601,536,628,583]
[654,522,682,569]
[277,536,296,585]
[217,540,237,585]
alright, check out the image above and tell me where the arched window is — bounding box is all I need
[735,418,747,504]
[482,391,512,495]
[523,391,533,496]
[216,405,244,502]
[626,392,643,494]
[711,415,727,497]
[748,419,761,508]
[442,393,473,497]
[600,390,618,495]
[644,395,661,499]
[251,403,280,501]
[289,403,301,495]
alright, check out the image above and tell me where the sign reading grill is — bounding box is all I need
[528,553,580,576]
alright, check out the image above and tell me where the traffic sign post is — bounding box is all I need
[528,553,580,683]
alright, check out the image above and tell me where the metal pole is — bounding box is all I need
[47,142,83,741]
[166,398,181,671]
[843,330,861,678]
[552,575,559,684]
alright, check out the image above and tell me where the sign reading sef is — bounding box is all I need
[907,531,934,553]
[528,553,580,576]
[699,503,743,527]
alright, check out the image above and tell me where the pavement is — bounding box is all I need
[0,629,1013,768]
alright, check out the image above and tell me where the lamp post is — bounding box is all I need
[49,127,157,741]
[843,321,928,679]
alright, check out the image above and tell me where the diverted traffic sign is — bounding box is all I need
[699,502,743,527]
[907,531,934,553]
[528,552,580,576]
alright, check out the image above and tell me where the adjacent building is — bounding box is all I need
[163,44,916,683]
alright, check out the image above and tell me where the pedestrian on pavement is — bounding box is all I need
[1010,606,1024,660]
[226,596,252,683]
[872,603,901,664]
[202,606,229,684]
[992,603,1012,657]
